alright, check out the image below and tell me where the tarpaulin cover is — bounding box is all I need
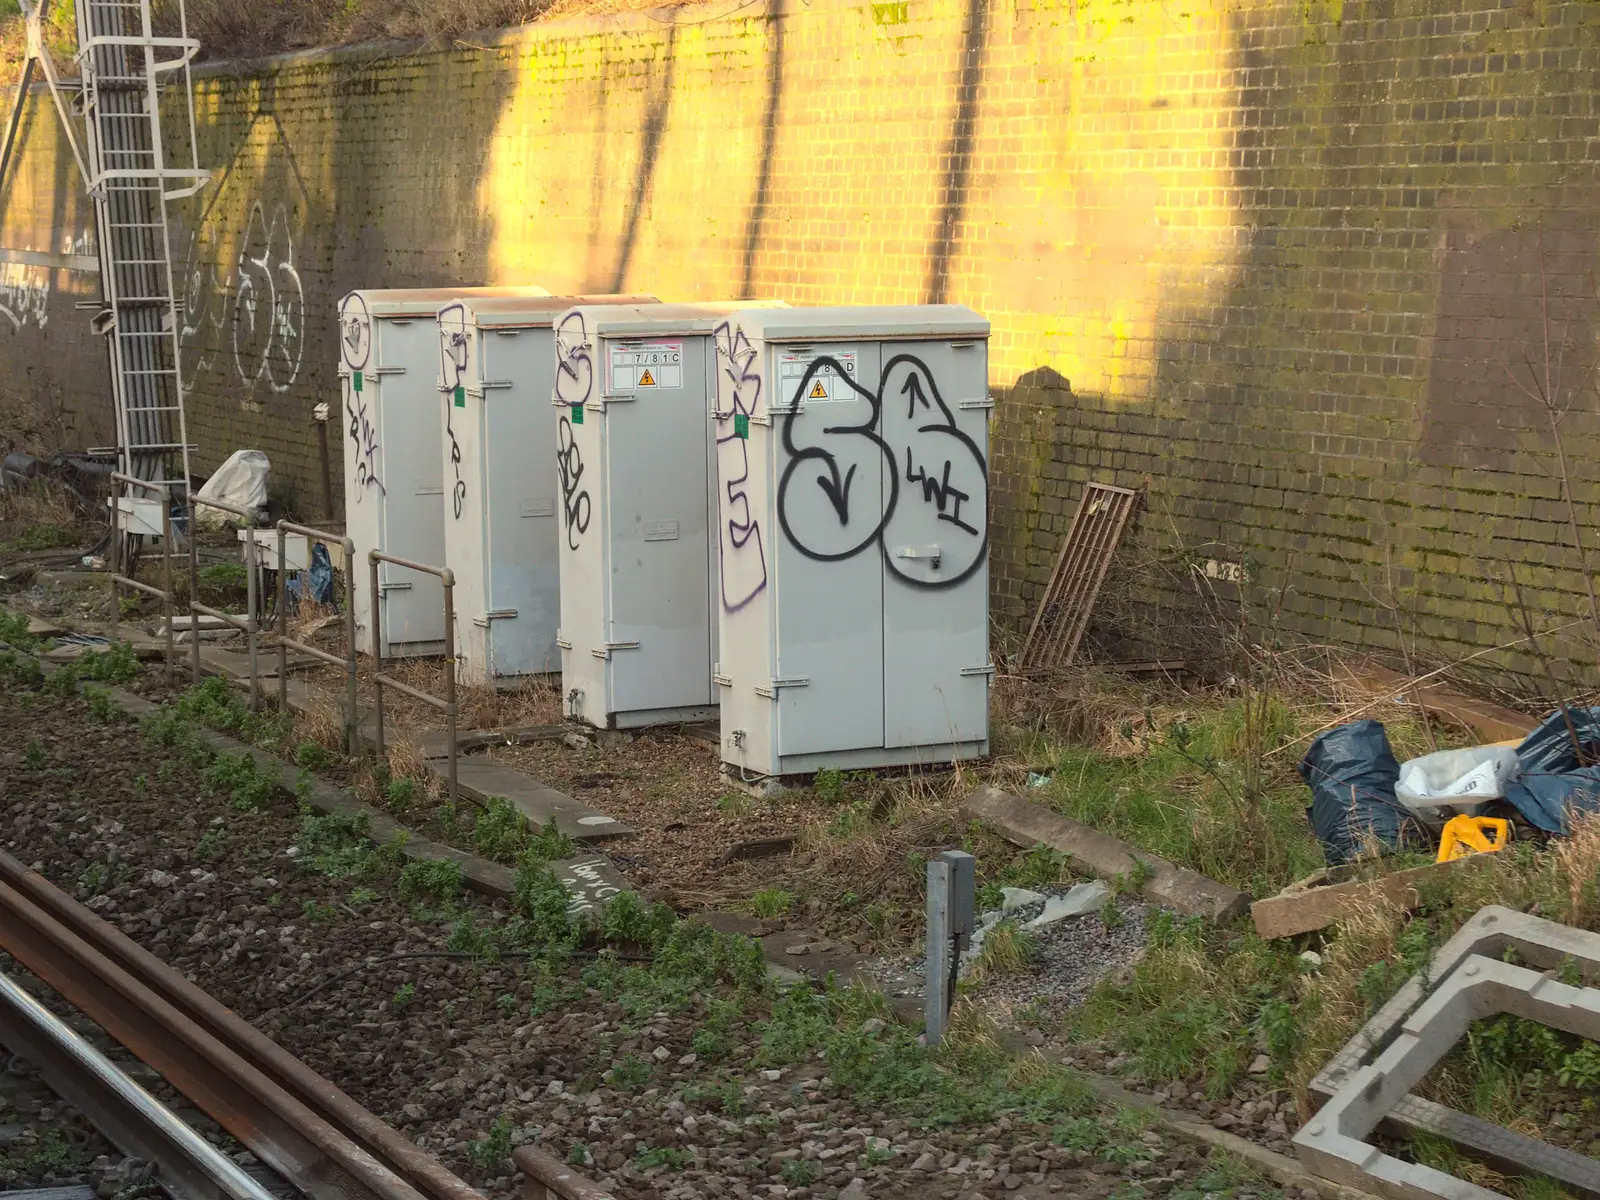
[1300,720,1427,865]
[1503,707,1600,834]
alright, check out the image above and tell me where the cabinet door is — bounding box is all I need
[376,319,446,649]
[604,336,714,713]
[770,343,884,756]
[877,342,990,750]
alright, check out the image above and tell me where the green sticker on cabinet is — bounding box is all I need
[352,370,362,393]
[454,385,465,408]
[734,412,749,440]
[570,403,584,425]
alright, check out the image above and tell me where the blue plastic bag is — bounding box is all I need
[1299,720,1427,865]
[307,541,335,607]
[1503,707,1600,834]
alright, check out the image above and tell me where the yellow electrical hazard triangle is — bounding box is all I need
[639,369,656,387]
[809,380,828,399]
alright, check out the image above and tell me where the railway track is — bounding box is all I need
[0,849,602,1200]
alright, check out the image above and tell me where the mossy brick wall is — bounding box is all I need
[5,0,1600,674]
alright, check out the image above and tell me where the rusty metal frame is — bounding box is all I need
[275,521,358,750]
[107,470,174,686]
[1016,482,1139,674]
[369,549,457,807]
[0,849,486,1200]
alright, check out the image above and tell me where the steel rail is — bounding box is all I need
[0,850,487,1200]
[0,968,278,1200]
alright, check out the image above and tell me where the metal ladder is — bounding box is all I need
[0,0,208,494]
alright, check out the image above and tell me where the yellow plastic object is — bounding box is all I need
[1436,815,1512,863]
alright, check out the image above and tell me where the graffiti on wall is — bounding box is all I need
[0,263,50,330]
[711,321,769,612]
[552,311,594,551]
[180,201,305,397]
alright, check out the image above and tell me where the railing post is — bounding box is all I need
[369,552,384,765]
[276,522,289,714]
[442,568,457,809]
[187,496,200,686]
[342,539,357,755]
[160,494,173,688]
[244,527,259,712]
[107,489,119,644]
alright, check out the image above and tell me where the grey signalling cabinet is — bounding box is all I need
[709,305,994,783]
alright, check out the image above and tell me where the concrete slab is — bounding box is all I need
[416,725,567,760]
[962,785,1250,922]
[439,756,635,843]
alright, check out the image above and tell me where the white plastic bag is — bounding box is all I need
[1396,745,1520,824]
[194,449,269,528]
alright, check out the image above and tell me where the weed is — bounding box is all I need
[814,767,870,804]
[392,982,417,1006]
[779,1158,817,1186]
[606,1052,651,1091]
[715,791,753,817]
[294,741,338,770]
[78,863,106,894]
[565,1143,590,1167]
[635,1146,689,1170]
[6,523,77,551]
[398,858,463,906]
[970,920,1035,983]
[194,826,223,860]
[471,795,530,863]
[23,738,45,769]
[0,649,43,686]
[42,662,79,697]
[202,752,278,811]
[747,887,795,919]
[197,562,248,602]
[384,775,420,814]
[299,809,383,879]
[79,641,139,684]
[301,898,336,922]
[84,685,116,722]
[467,1115,512,1170]
[1099,895,1124,931]
[0,608,39,650]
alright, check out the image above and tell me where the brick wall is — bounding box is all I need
[5,0,1600,675]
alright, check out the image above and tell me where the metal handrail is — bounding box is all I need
[275,522,358,751]
[186,494,260,710]
[107,471,174,685]
[368,550,457,806]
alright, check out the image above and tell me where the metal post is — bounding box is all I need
[160,499,173,687]
[442,568,457,808]
[924,849,975,1046]
[276,524,288,714]
[925,857,951,1046]
[107,492,119,643]
[342,541,357,754]
[244,528,259,712]
[187,497,200,686]
[369,553,384,764]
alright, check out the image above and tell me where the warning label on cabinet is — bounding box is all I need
[777,348,858,406]
[610,341,683,392]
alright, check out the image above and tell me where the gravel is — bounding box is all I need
[865,891,1155,1017]
[0,679,1290,1200]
